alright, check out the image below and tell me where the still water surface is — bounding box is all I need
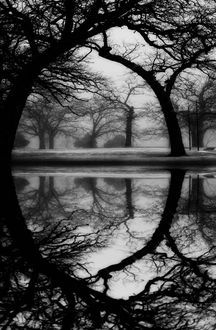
[7,167,216,329]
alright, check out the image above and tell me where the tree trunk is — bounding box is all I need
[198,122,204,149]
[0,63,40,161]
[90,135,97,148]
[191,129,204,149]
[190,113,198,148]
[159,98,186,156]
[125,107,134,147]
[39,131,46,149]
[191,126,204,149]
[188,111,192,150]
[190,114,204,149]
[48,134,55,149]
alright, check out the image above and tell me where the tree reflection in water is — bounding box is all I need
[1,167,216,329]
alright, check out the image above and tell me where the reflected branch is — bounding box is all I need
[95,170,185,279]
[1,167,158,328]
[5,167,216,329]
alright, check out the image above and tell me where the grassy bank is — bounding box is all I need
[11,148,216,167]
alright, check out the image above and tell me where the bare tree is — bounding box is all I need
[103,81,147,147]
[74,96,123,148]
[0,0,157,160]
[172,74,216,149]
[89,0,216,155]
[19,97,80,149]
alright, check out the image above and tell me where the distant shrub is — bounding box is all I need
[104,135,125,148]
[14,132,30,148]
[74,133,97,148]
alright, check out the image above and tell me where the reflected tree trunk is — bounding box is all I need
[0,165,42,262]
[39,176,55,203]
[39,176,46,199]
[49,176,55,192]
[188,175,216,246]
[125,179,134,219]
[189,175,200,213]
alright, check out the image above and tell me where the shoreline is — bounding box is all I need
[11,149,216,167]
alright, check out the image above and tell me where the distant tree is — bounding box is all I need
[74,96,123,148]
[104,81,147,147]
[131,99,168,145]
[189,77,216,148]
[172,75,216,149]
[137,74,216,149]
[13,132,29,149]
[19,97,79,149]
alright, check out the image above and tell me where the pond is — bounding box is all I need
[2,166,216,329]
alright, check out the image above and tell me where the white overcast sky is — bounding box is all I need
[88,27,157,108]
[89,27,143,78]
